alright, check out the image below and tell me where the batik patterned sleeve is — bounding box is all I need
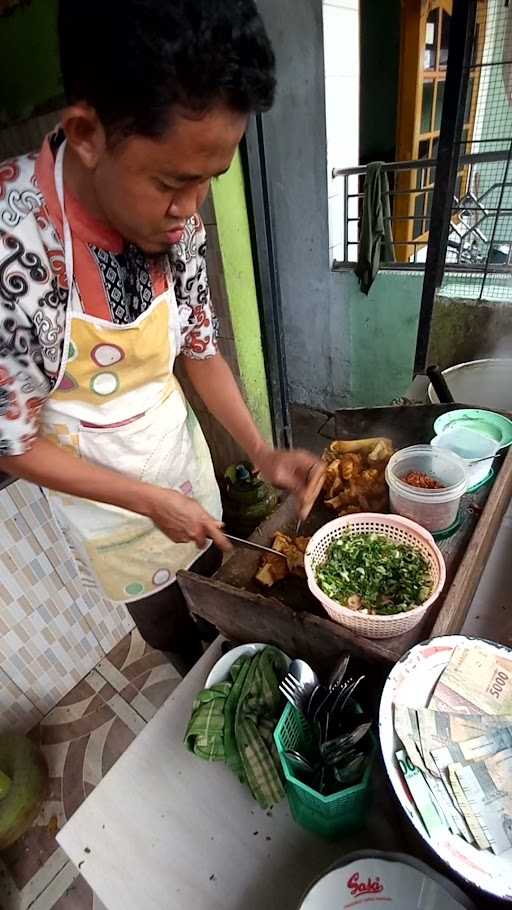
[0,228,54,456]
[171,214,219,359]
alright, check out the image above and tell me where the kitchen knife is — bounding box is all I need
[223,533,288,559]
[295,461,327,534]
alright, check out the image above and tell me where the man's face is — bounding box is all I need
[89,106,247,253]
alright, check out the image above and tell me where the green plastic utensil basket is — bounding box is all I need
[274,703,374,839]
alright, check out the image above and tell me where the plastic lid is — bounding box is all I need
[432,427,499,461]
[298,851,477,909]
[434,409,512,447]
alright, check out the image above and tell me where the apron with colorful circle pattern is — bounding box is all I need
[39,142,222,603]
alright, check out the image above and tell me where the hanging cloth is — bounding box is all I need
[354,161,395,295]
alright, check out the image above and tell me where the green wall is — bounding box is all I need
[359,0,401,164]
[0,0,61,124]
[345,271,423,405]
[212,153,273,443]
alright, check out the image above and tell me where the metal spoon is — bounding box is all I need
[284,750,316,776]
[333,752,367,786]
[289,659,319,692]
[320,721,372,761]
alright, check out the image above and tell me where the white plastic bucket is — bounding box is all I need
[428,359,512,411]
[298,851,477,909]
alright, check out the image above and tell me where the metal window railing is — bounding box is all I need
[332,148,512,274]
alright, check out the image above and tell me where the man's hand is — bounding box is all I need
[254,446,321,500]
[146,488,232,552]
[0,437,232,554]
[183,357,323,507]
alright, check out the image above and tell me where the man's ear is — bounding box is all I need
[61,104,107,170]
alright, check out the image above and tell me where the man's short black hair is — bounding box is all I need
[58,0,275,138]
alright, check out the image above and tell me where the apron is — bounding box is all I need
[39,141,222,603]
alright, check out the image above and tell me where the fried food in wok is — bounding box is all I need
[255,531,310,588]
[323,437,394,516]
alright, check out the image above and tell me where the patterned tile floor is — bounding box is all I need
[0,630,180,910]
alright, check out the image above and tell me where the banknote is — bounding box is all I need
[448,763,490,850]
[396,750,446,840]
[423,766,474,842]
[426,731,512,844]
[430,644,512,715]
[431,727,512,770]
[394,704,427,772]
[416,708,512,749]
[455,751,512,856]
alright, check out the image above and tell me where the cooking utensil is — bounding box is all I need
[333,751,367,786]
[426,364,454,404]
[284,750,316,776]
[328,653,350,688]
[331,674,365,719]
[289,659,319,691]
[311,675,358,726]
[279,674,309,713]
[465,452,500,465]
[223,533,288,559]
[295,462,327,534]
[320,720,372,761]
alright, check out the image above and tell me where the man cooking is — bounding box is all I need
[0,0,319,673]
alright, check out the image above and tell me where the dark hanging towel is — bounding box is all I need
[354,161,395,295]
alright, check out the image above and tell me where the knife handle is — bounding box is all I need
[298,462,326,523]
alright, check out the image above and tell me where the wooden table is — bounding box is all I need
[179,405,512,667]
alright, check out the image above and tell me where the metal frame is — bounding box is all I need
[414,0,478,373]
[477,138,512,299]
[332,148,512,270]
[241,116,291,449]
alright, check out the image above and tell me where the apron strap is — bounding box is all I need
[55,139,181,356]
[54,141,75,296]
[54,141,111,321]
[163,259,182,358]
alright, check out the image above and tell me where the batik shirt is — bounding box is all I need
[0,131,218,456]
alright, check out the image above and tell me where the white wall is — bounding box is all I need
[323,0,360,262]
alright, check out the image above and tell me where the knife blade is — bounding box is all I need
[223,533,288,559]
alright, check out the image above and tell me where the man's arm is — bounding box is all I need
[0,438,230,551]
[182,353,319,496]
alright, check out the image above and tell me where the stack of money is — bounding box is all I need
[394,641,512,858]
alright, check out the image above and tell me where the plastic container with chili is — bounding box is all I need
[385,445,467,534]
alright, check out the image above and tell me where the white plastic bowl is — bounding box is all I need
[205,643,290,688]
[431,427,499,490]
[379,635,512,902]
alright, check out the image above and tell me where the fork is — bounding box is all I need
[279,675,308,712]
